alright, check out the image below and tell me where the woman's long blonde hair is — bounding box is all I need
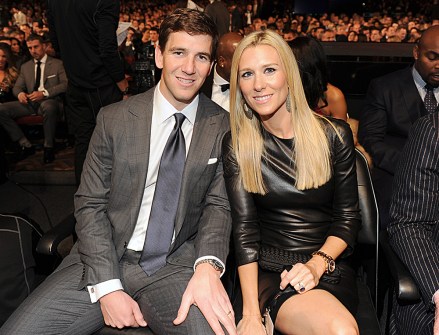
[229,30,332,193]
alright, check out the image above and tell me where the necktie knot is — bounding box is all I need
[174,113,186,129]
[220,84,230,92]
[424,83,438,114]
[425,84,436,91]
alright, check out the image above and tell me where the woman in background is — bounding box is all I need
[0,43,19,103]
[289,36,348,121]
[223,29,360,335]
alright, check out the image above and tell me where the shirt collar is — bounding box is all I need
[412,66,438,92]
[34,54,48,64]
[154,82,198,126]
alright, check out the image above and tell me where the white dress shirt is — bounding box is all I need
[413,67,439,102]
[211,65,230,112]
[34,54,50,97]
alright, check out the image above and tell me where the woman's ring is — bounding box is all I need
[298,282,305,293]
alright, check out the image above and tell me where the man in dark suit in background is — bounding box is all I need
[47,0,129,185]
[1,9,236,335]
[358,25,439,229]
[0,34,67,164]
[201,31,242,112]
[205,0,230,37]
[387,111,439,335]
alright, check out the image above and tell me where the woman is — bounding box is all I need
[289,36,348,121]
[223,30,360,334]
[0,43,19,103]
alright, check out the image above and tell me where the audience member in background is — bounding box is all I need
[358,25,439,229]
[9,36,27,68]
[370,28,382,42]
[290,36,348,121]
[47,0,129,185]
[205,0,230,37]
[388,111,439,335]
[1,8,236,335]
[348,31,359,42]
[0,34,67,163]
[223,29,360,335]
[0,43,19,103]
[201,32,243,111]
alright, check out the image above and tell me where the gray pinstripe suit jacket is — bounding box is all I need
[60,87,232,289]
[388,111,439,335]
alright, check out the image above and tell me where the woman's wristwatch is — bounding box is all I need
[311,250,336,274]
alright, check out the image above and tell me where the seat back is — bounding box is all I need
[354,148,380,308]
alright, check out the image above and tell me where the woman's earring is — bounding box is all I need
[243,102,253,120]
[286,90,292,113]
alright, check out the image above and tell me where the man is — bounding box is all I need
[0,34,67,164]
[1,9,236,335]
[387,111,439,335]
[201,31,243,111]
[47,0,129,184]
[205,0,230,37]
[358,25,439,229]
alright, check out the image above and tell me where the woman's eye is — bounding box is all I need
[241,71,252,78]
[265,67,276,74]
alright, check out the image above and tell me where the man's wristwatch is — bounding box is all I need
[195,259,224,273]
[311,250,336,274]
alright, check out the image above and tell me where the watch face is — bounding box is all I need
[328,260,336,273]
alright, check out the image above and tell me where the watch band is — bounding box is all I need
[311,250,336,274]
[195,259,224,273]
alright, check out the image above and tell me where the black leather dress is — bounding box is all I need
[222,117,361,318]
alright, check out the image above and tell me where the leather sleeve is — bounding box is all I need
[325,119,361,254]
[222,132,261,266]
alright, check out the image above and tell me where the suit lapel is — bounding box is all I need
[126,90,154,210]
[401,67,427,123]
[173,95,221,236]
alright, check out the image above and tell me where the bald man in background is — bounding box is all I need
[201,32,243,112]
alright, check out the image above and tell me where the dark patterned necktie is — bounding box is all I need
[139,113,186,276]
[424,84,438,114]
[34,61,41,92]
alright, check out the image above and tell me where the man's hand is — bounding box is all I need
[174,263,237,335]
[17,92,28,104]
[99,290,147,329]
[434,296,439,335]
[27,91,45,102]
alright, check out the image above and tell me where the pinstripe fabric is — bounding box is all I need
[388,111,439,335]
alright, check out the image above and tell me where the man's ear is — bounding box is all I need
[217,56,226,69]
[155,45,163,69]
[412,44,419,60]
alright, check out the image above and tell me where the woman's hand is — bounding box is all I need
[279,258,325,293]
[237,315,266,335]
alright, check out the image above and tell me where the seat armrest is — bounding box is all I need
[36,213,76,257]
[379,231,421,303]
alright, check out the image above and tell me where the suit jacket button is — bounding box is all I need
[124,242,128,248]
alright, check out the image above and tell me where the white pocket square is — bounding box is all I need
[47,74,56,78]
[208,158,218,164]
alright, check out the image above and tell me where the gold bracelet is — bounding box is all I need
[311,250,336,273]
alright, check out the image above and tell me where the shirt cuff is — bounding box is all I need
[87,279,124,303]
[193,255,226,278]
[42,89,49,97]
